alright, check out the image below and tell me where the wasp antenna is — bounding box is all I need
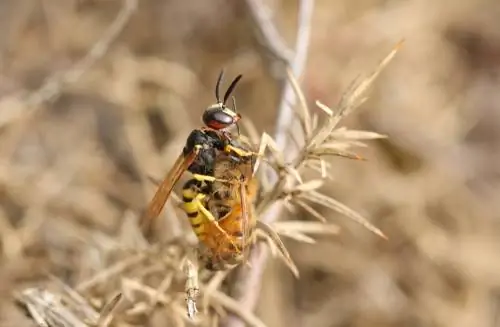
[231,95,237,113]
[232,96,241,136]
[215,70,225,103]
[223,74,243,105]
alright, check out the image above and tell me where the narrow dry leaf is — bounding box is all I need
[305,157,332,171]
[256,220,299,277]
[309,147,366,161]
[276,231,316,244]
[299,190,387,239]
[330,128,388,140]
[97,293,122,327]
[311,113,319,131]
[255,229,279,257]
[322,140,369,149]
[273,221,341,235]
[283,164,304,184]
[315,100,334,116]
[286,65,312,138]
[292,198,327,222]
[259,132,287,168]
[289,179,324,193]
[319,158,327,178]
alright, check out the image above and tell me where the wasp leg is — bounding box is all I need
[192,173,237,185]
[224,144,254,157]
[193,193,241,252]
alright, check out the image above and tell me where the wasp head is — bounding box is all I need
[202,70,242,131]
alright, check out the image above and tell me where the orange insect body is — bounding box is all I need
[202,156,259,270]
[181,139,259,271]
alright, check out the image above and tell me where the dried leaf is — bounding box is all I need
[256,229,279,257]
[322,140,369,149]
[330,127,388,140]
[256,220,299,277]
[315,100,334,116]
[283,164,303,184]
[290,179,324,193]
[97,293,122,327]
[292,198,326,222]
[311,113,319,131]
[309,148,366,161]
[253,132,286,175]
[273,221,340,235]
[278,231,316,244]
[286,65,312,138]
[299,190,387,239]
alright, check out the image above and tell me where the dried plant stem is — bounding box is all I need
[223,1,315,326]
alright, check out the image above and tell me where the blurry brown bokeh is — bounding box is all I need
[1,0,500,326]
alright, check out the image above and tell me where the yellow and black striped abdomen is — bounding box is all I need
[181,179,208,241]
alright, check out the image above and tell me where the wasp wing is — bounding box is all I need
[140,149,198,235]
[239,181,252,261]
[238,151,259,263]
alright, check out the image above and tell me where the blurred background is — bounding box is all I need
[1,0,500,326]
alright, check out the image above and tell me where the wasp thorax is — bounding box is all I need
[202,105,241,130]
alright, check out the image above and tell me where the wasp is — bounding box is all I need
[139,70,253,237]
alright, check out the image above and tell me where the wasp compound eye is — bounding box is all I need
[203,108,240,130]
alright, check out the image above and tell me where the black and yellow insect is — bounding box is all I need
[139,71,252,237]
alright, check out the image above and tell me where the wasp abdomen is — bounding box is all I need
[182,179,208,240]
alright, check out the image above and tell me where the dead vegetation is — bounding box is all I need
[2,0,500,327]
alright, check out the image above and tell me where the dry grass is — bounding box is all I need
[2,0,500,327]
